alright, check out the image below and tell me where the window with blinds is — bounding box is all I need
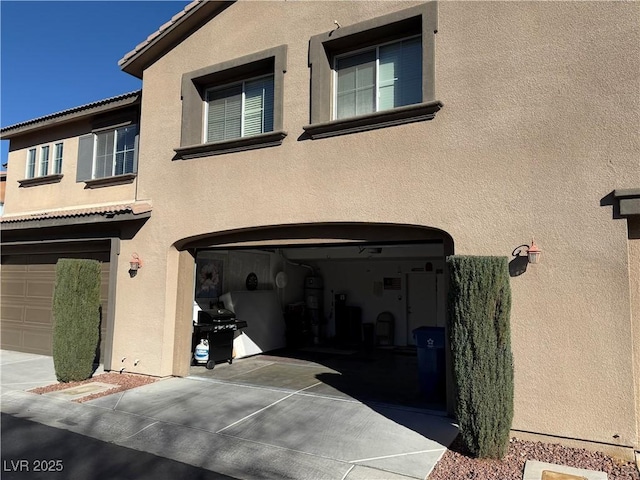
[76,125,139,182]
[334,36,422,120]
[93,125,138,178]
[205,75,274,143]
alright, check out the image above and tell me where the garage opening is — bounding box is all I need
[180,223,453,410]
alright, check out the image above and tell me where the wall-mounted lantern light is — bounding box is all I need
[129,253,142,277]
[512,239,542,264]
[526,240,542,264]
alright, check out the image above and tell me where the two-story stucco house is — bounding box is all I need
[1,0,638,460]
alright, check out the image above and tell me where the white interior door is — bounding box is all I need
[406,273,438,345]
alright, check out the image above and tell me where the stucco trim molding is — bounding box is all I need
[614,188,640,217]
[303,101,443,140]
[84,173,137,189]
[18,174,63,187]
[180,45,287,148]
[174,130,287,159]
[308,2,438,125]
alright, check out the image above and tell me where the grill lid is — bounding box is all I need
[198,308,236,324]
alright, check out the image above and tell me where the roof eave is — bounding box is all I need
[119,1,233,79]
[0,202,153,230]
[0,210,152,231]
[0,92,141,140]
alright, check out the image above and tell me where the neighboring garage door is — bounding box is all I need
[1,252,110,357]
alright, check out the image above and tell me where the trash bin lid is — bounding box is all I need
[412,326,445,348]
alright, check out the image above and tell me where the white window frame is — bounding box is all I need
[39,145,50,177]
[91,125,138,179]
[24,143,65,179]
[332,34,421,120]
[203,73,274,143]
[26,148,37,179]
[53,142,63,174]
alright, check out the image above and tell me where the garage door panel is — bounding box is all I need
[0,305,24,322]
[23,330,53,354]
[100,280,109,298]
[0,327,22,351]
[26,262,56,270]
[26,281,55,298]
[24,306,53,325]
[0,327,53,356]
[1,279,26,297]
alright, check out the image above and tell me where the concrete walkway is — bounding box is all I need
[1,350,458,479]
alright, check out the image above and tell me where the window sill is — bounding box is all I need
[18,174,63,187]
[84,173,137,189]
[174,130,287,160]
[303,101,443,140]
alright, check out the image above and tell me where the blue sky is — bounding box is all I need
[1,1,191,169]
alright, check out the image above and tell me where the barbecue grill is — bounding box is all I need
[192,308,247,369]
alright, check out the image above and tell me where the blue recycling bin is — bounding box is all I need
[413,326,446,404]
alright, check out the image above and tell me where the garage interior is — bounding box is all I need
[189,240,448,410]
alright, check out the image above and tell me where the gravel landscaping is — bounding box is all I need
[29,372,157,403]
[428,436,639,480]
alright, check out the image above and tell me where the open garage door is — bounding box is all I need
[1,250,110,358]
[179,223,454,355]
[179,223,454,409]
[191,240,447,356]
[188,239,451,409]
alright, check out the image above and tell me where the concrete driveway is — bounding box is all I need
[1,350,458,479]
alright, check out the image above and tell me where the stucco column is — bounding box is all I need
[172,248,196,377]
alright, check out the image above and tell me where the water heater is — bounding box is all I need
[305,276,324,343]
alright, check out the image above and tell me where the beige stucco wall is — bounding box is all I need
[3,120,138,215]
[109,0,639,451]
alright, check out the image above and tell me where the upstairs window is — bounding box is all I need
[334,36,422,120]
[94,125,138,177]
[26,148,36,178]
[305,2,441,139]
[205,75,274,143]
[23,143,63,181]
[77,124,139,182]
[53,142,63,174]
[175,45,287,159]
[39,145,50,177]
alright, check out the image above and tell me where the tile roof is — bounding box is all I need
[0,90,141,135]
[0,202,152,224]
[118,0,203,68]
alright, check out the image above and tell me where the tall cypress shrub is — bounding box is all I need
[447,256,514,459]
[52,259,102,382]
